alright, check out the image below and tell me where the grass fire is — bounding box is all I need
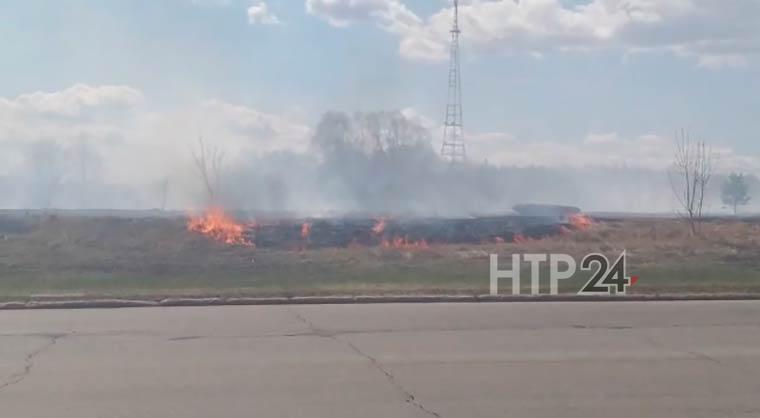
[3,210,760,300]
[183,204,592,250]
[187,207,253,247]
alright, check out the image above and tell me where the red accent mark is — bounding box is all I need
[630,276,639,286]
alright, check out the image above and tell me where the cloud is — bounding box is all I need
[197,100,311,152]
[466,130,760,174]
[696,54,749,70]
[247,1,282,25]
[0,85,310,199]
[307,0,760,67]
[2,84,756,184]
[400,107,437,131]
[0,84,144,171]
[333,106,760,174]
[2,85,757,210]
[0,84,143,118]
[305,0,420,29]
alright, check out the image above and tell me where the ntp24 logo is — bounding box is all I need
[489,251,639,296]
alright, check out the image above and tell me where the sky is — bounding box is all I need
[1,0,759,204]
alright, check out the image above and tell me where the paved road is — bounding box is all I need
[1,301,760,417]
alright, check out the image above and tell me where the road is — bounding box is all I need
[1,301,760,417]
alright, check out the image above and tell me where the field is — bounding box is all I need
[1,212,760,300]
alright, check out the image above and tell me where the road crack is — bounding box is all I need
[342,339,442,418]
[0,334,66,392]
[641,333,722,365]
[289,308,441,418]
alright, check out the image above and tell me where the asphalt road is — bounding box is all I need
[1,301,760,417]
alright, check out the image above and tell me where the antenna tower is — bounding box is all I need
[440,0,466,161]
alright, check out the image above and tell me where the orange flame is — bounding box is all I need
[187,207,253,247]
[568,213,593,230]
[301,222,312,240]
[371,218,386,235]
[382,235,429,250]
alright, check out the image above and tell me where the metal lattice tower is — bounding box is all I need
[440,0,466,162]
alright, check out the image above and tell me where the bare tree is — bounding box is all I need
[72,138,101,209]
[191,137,225,206]
[669,129,714,235]
[158,177,170,211]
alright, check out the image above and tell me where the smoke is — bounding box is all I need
[2,138,141,209]
[0,106,739,215]
[218,110,683,216]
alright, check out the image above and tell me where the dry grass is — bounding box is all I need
[493,217,760,265]
[1,213,759,298]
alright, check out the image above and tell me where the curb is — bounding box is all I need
[2,294,760,310]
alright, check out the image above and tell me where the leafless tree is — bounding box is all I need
[191,137,225,206]
[158,177,170,211]
[668,129,714,235]
[72,138,100,208]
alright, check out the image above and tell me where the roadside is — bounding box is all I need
[2,215,760,304]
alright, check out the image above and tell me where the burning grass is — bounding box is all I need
[1,212,760,299]
[187,207,253,247]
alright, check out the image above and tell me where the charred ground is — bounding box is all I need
[1,212,759,300]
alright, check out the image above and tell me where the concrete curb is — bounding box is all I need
[2,293,760,310]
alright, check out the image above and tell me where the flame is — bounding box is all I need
[301,222,312,240]
[568,213,593,230]
[373,218,430,249]
[382,235,429,250]
[371,218,386,235]
[187,207,253,247]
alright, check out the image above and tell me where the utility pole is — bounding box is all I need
[440,0,466,162]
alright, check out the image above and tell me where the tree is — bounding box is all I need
[310,111,435,212]
[721,172,751,215]
[158,177,170,211]
[70,138,102,209]
[191,137,225,206]
[668,129,714,235]
[311,111,431,158]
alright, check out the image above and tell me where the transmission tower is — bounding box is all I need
[440,0,466,162]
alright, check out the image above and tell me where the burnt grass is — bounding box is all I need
[1,213,760,300]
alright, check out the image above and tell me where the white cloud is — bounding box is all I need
[197,100,311,152]
[400,107,437,131]
[0,85,310,198]
[0,84,144,168]
[2,85,755,184]
[696,54,749,70]
[305,0,420,28]
[466,130,760,173]
[306,0,760,67]
[366,107,760,174]
[247,1,282,25]
[0,84,143,118]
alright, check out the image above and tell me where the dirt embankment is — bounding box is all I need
[3,213,760,273]
[1,213,759,299]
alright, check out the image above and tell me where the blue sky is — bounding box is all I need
[1,0,759,174]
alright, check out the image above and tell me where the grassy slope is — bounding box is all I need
[1,215,760,299]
